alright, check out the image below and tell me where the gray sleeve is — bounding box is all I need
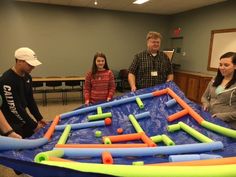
[215,112,236,122]
[201,79,213,108]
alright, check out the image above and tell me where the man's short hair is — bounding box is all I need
[146,31,162,40]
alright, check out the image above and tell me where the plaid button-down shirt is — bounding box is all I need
[129,50,173,89]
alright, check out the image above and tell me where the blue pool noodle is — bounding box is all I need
[60,93,153,119]
[165,99,177,108]
[0,136,48,151]
[54,141,223,158]
[169,154,222,162]
[135,112,150,120]
[55,120,106,131]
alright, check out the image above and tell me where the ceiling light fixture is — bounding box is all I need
[94,0,98,5]
[133,0,150,5]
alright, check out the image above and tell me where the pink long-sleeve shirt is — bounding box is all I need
[84,70,116,104]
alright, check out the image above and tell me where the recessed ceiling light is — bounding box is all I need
[94,0,98,5]
[133,0,150,4]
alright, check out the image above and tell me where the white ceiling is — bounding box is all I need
[16,0,226,15]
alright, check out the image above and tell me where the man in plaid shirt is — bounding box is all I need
[128,31,173,91]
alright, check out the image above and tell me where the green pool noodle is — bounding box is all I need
[57,125,71,144]
[104,137,112,144]
[88,112,112,121]
[97,106,103,114]
[150,135,162,143]
[136,97,144,109]
[167,124,181,132]
[128,114,144,133]
[34,150,64,163]
[178,122,213,143]
[161,134,175,146]
[201,120,236,138]
[132,161,144,166]
[41,161,236,177]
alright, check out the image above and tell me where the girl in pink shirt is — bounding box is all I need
[84,52,116,105]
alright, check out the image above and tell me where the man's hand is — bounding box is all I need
[9,132,22,139]
[131,86,137,92]
[34,119,48,133]
[38,119,48,127]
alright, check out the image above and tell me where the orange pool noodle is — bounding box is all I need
[48,157,74,162]
[188,108,204,124]
[167,88,204,124]
[107,133,142,143]
[55,143,148,148]
[102,151,113,164]
[44,115,60,140]
[140,133,157,147]
[152,89,168,97]
[167,109,188,122]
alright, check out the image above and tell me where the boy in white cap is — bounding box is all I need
[0,47,47,138]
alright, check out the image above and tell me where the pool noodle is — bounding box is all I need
[48,157,74,162]
[135,112,150,120]
[103,137,112,144]
[88,112,112,121]
[149,156,236,166]
[44,115,60,140]
[167,88,204,124]
[136,97,144,109]
[150,135,162,143]
[107,133,142,143]
[165,99,177,108]
[57,125,71,144]
[201,120,236,139]
[102,151,113,164]
[97,106,102,114]
[54,141,223,158]
[168,122,213,143]
[128,114,144,133]
[167,109,188,122]
[140,133,156,147]
[152,89,168,96]
[60,92,153,119]
[169,154,222,162]
[55,143,148,148]
[161,134,175,146]
[55,120,106,131]
[0,136,48,151]
[34,149,64,163]
[40,161,236,177]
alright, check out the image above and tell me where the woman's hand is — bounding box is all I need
[85,100,90,106]
[202,105,208,111]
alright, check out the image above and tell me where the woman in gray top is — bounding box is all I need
[201,52,236,129]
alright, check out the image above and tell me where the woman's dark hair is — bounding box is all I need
[91,52,109,77]
[213,52,236,89]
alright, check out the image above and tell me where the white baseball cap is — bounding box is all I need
[15,47,42,67]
